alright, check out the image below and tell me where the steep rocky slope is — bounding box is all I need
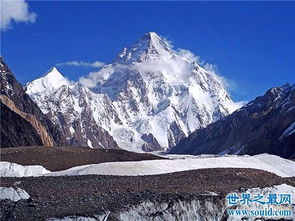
[170,84,295,159]
[0,102,43,147]
[0,57,67,147]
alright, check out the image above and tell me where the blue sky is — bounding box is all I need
[2,1,295,102]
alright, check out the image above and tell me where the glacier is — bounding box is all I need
[46,184,295,221]
[1,154,294,178]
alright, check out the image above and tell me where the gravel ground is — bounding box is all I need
[0,146,164,171]
[1,168,294,220]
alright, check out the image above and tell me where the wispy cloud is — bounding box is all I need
[0,0,37,31]
[56,61,105,68]
[203,63,248,106]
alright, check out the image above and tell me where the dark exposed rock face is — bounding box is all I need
[141,133,162,151]
[0,102,43,147]
[170,84,295,159]
[70,110,120,149]
[0,57,67,147]
[1,95,54,146]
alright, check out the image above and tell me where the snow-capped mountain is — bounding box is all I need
[26,32,240,151]
[25,68,119,149]
[170,84,295,159]
[25,67,70,94]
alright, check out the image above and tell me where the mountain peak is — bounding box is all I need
[26,33,239,152]
[146,31,158,36]
[26,67,70,94]
[50,66,58,72]
[138,31,170,50]
[142,32,160,41]
[114,32,173,64]
[43,66,63,78]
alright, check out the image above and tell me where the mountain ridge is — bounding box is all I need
[170,83,295,158]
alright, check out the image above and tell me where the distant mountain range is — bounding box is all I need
[170,84,295,158]
[1,32,294,158]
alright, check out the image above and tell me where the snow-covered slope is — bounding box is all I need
[46,154,295,177]
[25,67,71,114]
[26,69,119,149]
[1,154,294,178]
[26,32,241,151]
[26,67,70,94]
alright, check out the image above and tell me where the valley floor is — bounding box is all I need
[1,147,295,220]
[1,168,294,220]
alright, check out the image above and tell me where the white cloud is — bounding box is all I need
[79,65,115,88]
[203,63,228,87]
[57,61,105,68]
[203,63,248,107]
[177,49,200,63]
[78,47,214,89]
[0,0,37,31]
[79,74,98,88]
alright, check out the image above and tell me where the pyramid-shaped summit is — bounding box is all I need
[43,66,63,78]
[26,66,70,94]
[114,32,173,64]
[138,32,168,47]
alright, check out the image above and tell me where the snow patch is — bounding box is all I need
[69,126,75,135]
[47,215,109,221]
[87,139,94,148]
[0,187,30,201]
[0,161,50,177]
[280,121,295,139]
